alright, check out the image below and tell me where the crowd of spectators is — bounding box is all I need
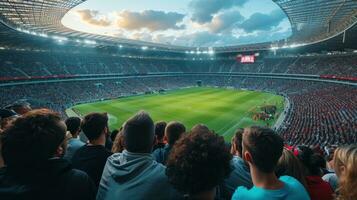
[2,75,355,148]
[1,50,356,78]
[0,108,356,200]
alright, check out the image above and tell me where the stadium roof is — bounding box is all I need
[0,0,356,53]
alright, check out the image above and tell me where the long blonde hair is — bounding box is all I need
[334,145,357,200]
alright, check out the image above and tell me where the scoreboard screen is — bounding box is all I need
[240,55,255,63]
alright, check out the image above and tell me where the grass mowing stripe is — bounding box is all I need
[71,87,284,141]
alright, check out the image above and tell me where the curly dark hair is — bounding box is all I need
[166,128,232,196]
[1,109,66,168]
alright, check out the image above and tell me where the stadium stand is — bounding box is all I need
[1,0,357,200]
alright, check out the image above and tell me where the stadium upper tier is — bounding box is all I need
[0,0,356,53]
[0,50,356,80]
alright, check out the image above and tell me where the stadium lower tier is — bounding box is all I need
[1,75,356,147]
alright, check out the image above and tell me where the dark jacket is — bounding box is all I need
[0,158,96,200]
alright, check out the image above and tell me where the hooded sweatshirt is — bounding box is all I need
[97,150,180,200]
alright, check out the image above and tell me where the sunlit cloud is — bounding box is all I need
[116,10,185,32]
[76,9,111,27]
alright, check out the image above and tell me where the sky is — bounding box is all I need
[61,0,292,47]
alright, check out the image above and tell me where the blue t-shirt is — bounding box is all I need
[232,176,310,200]
[64,138,85,160]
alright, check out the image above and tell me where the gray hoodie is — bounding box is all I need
[96,150,180,200]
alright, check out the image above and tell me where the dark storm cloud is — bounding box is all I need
[189,0,248,24]
[238,9,286,32]
[208,10,244,33]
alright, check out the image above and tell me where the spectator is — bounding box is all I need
[71,112,112,188]
[232,126,310,200]
[296,146,334,200]
[275,148,308,189]
[153,121,167,151]
[0,109,18,131]
[0,109,95,200]
[97,111,179,200]
[166,125,232,200]
[322,146,339,191]
[153,121,185,164]
[63,117,84,160]
[222,128,253,199]
[111,130,124,153]
[333,145,357,200]
[110,129,119,143]
[6,102,32,115]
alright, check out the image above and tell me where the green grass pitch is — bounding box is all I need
[69,87,285,141]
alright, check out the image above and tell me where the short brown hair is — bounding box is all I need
[165,121,186,145]
[81,112,108,141]
[232,128,244,156]
[123,111,154,153]
[243,126,283,173]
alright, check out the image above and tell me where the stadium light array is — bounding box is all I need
[141,46,148,50]
[83,40,96,45]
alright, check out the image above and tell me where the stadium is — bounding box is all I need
[0,0,356,200]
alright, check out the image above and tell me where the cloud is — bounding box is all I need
[76,9,111,27]
[207,10,244,33]
[238,9,286,33]
[117,10,185,32]
[189,0,247,24]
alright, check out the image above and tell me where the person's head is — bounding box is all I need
[0,109,18,130]
[242,126,284,173]
[333,145,357,200]
[123,111,155,153]
[275,148,307,189]
[166,127,232,199]
[112,130,125,153]
[296,145,323,176]
[191,124,210,134]
[155,121,167,142]
[8,102,32,115]
[164,121,186,146]
[65,117,81,136]
[110,129,120,142]
[231,128,244,157]
[81,112,108,143]
[325,146,337,170]
[1,109,66,169]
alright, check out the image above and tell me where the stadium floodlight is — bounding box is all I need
[39,33,48,38]
[84,40,96,44]
[270,46,279,50]
[208,50,215,55]
[119,45,123,48]
[141,46,148,50]
[52,36,68,41]
[185,51,189,54]
[196,51,201,55]
[52,36,68,43]
[190,51,195,54]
